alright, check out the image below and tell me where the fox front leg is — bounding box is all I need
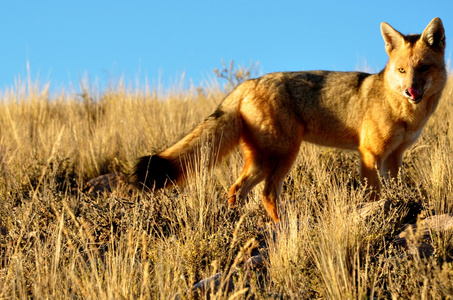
[359,148,383,200]
[383,148,405,179]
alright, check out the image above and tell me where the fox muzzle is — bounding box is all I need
[404,87,423,104]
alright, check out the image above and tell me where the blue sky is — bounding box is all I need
[1,1,452,94]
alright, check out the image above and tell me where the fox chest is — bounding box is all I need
[378,121,424,155]
[401,126,423,146]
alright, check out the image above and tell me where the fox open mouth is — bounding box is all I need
[404,87,423,104]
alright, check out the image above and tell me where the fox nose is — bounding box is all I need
[405,87,422,102]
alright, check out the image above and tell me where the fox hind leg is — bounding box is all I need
[228,141,265,207]
[228,137,301,222]
[261,150,300,222]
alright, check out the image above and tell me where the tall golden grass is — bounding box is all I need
[0,70,452,299]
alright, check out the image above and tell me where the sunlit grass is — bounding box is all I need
[0,72,452,298]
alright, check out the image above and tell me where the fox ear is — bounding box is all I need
[421,17,446,51]
[381,22,404,54]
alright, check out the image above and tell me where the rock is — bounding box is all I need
[393,214,453,257]
[84,173,126,194]
[356,199,387,219]
[173,254,268,299]
[191,272,236,294]
[244,254,266,271]
[172,272,237,299]
[0,225,7,236]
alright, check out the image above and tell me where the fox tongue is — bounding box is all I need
[407,87,421,100]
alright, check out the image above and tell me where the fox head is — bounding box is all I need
[381,17,446,105]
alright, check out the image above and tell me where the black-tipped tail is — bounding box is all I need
[132,155,178,190]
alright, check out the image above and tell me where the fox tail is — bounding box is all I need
[132,86,244,190]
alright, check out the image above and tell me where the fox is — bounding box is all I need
[133,18,447,222]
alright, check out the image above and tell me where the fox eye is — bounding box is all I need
[398,68,406,73]
[419,65,431,72]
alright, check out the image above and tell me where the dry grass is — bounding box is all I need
[0,72,453,299]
